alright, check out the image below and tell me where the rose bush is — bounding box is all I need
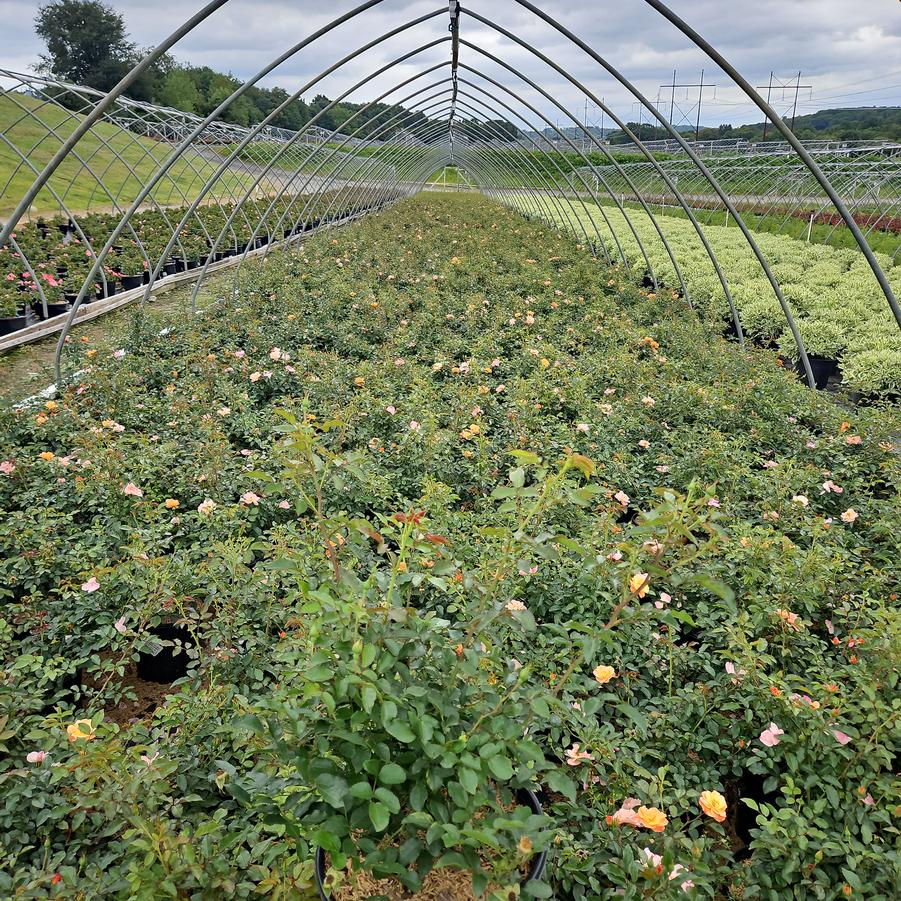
[0,194,899,899]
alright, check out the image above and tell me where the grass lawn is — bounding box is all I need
[0,91,258,218]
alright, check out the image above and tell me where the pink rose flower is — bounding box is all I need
[81,576,101,593]
[26,750,48,764]
[759,722,784,747]
[606,797,641,826]
[564,743,594,766]
[122,482,143,498]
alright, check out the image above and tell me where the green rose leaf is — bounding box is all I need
[378,763,406,785]
[368,801,390,832]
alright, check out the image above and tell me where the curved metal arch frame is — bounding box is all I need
[452,82,624,266]
[234,93,579,282]
[639,0,900,328]
[182,66,461,312]
[47,10,451,378]
[0,0,895,392]
[122,22,450,295]
[458,7,759,345]
[325,95,584,233]
[203,65,600,275]
[500,0,895,384]
[456,44,693,306]
[449,91,609,258]
[230,94,460,285]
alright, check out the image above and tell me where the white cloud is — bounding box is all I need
[1,0,898,130]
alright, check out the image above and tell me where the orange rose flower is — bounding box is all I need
[637,806,668,832]
[699,790,727,823]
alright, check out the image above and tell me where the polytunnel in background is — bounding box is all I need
[0,0,898,389]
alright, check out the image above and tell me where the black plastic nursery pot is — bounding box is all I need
[97,281,118,299]
[35,301,69,319]
[120,274,143,291]
[313,788,548,901]
[136,623,195,684]
[0,314,28,336]
[162,260,178,276]
[722,320,739,341]
[793,355,838,390]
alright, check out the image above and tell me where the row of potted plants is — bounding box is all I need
[0,189,403,335]
[506,196,901,397]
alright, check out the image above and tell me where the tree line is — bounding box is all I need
[33,0,522,142]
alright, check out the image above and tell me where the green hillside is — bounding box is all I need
[607,107,901,145]
[0,90,258,217]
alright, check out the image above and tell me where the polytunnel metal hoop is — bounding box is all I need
[0,0,895,393]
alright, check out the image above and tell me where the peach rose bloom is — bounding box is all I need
[593,665,616,685]
[699,790,727,823]
[66,719,95,743]
[637,806,668,832]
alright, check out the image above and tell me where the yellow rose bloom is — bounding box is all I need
[66,719,95,743]
[164,499,180,509]
[629,573,650,598]
[593,665,616,685]
[39,452,55,461]
[699,790,727,823]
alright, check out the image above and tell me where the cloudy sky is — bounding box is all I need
[1,0,898,131]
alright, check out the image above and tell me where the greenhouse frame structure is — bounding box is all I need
[0,0,898,387]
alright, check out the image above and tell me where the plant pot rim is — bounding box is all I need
[313,786,548,901]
